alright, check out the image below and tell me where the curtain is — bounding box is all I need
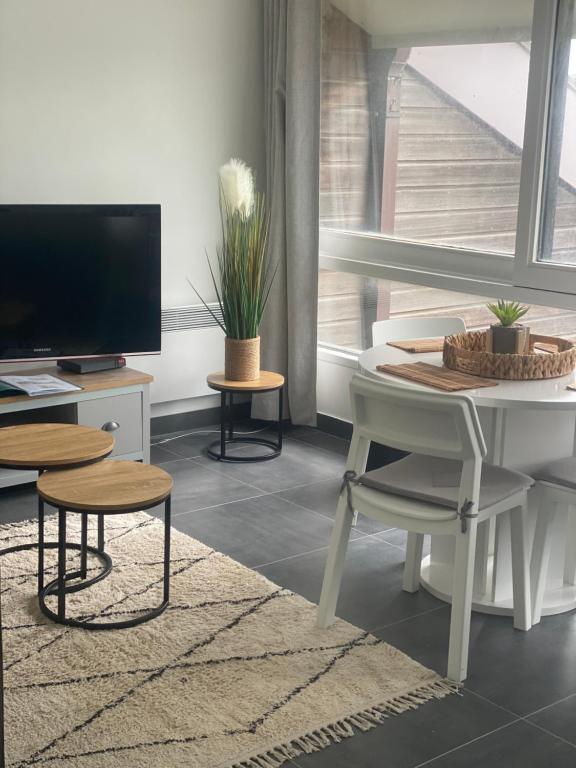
[253,0,321,426]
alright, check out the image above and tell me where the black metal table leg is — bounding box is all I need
[38,498,44,594]
[97,514,105,552]
[207,384,284,463]
[3,471,110,586]
[278,386,284,452]
[36,501,112,606]
[80,513,88,579]
[228,392,234,440]
[220,391,227,459]
[57,508,66,620]
[163,495,171,604]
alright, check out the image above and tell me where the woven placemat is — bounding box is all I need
[376,362,498,392]
[386,338,445,353]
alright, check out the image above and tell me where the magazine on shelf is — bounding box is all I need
[0,374,82,398]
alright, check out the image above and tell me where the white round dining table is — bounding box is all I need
[359,342,576,617]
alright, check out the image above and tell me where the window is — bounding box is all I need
[318,269,576,351]
[321,3,533,255]
[320,0,576,327]
[539,4,576,264]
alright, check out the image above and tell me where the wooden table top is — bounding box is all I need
[359,344,576,411]
[207,371,284,392]
[38,460,173,512]
[0,423,114,469]
[0,366,153,406]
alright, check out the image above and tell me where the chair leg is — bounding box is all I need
[403,532,424,593]
[509,504,531,631]
[317,496,354,628]
[447,527,477,683]
[530,500,557,626]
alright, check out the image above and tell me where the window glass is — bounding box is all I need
[318,269,576,351]
[539,1,576,265]
[321,0,534,254]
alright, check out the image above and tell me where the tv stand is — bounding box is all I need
[0,366,152,491]
[57,356,126,375]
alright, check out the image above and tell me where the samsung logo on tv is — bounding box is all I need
[33,348,51,353]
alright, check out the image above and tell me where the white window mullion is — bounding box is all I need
[320,227,576,312]
[514,0,556,282]
[320,228,513,284]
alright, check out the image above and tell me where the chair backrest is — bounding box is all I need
[372,316,466,347]
[349,373,486,463]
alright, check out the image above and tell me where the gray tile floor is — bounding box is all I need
[2,424,576,767]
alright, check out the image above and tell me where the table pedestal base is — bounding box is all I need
[420,554,576,617]
[207,386,283,463]
[207,436,281,462]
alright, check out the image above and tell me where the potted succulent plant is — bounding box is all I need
[189,159,275,381]
[486,300,530,354]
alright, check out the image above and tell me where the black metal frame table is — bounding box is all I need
[0,423,115,591]
[206,371,285,463]
[36,460,173,630]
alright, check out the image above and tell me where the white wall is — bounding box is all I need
[317,350,357,423]
[0,0,264,413]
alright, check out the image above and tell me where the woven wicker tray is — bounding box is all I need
[443,331,576,380]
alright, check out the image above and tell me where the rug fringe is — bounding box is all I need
[230,678,459,768]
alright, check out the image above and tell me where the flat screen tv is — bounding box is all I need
[0,204,161,362]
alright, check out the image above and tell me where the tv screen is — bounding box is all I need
[0,204,161,361]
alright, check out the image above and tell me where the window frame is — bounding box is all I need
[513,0,576,293]
[320,0,576,313]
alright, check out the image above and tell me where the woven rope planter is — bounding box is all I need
[443,331,576,380]
[225,336,260,381]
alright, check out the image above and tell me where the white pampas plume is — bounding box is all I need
[219,158,254,217]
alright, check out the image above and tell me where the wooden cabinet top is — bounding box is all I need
[0,366,153,406]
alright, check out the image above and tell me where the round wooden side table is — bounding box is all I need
[0,423,115,593]
[206,371,285,462]
[0,423,114,471]
[37,460,173,629]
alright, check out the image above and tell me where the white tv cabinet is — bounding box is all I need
[0,366,152,489]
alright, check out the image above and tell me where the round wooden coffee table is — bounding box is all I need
[0,423,115,593]
[37,460,173,629]
[206,371,285,462]
[0,423,114,471]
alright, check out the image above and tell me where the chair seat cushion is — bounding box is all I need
[533,457,576,490]
[358,455,533,510]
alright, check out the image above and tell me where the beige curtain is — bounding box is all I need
[253,0,321,426]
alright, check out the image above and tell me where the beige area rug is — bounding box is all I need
[1,512,455,768]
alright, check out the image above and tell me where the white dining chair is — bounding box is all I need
[317,373,533,683]
[372,316,466,347]
[530,457,576,625]
[371,316,467,562]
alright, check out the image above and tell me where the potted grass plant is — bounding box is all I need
[189,158,275,381]
[486,300,530,354]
